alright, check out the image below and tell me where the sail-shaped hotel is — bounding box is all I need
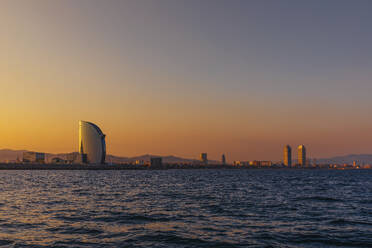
[79,121,106,164]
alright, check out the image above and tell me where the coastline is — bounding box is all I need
[0,164,369,170]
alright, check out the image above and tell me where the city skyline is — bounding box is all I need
[2,1,372,161]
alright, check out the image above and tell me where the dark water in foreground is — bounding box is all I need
[0,170,371,248]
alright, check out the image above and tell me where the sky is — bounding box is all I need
[1,0,372,161]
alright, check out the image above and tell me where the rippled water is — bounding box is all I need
[0,169,371,247]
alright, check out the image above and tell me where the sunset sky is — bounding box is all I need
[1,0,372,161]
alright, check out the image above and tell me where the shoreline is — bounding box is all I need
[0,164,369,170]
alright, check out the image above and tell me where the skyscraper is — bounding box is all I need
[297,145,306,166]
[222,154,226,165]
[79,121,106,164]
[283,145,292,167]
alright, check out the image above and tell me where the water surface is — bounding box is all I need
[0,169,370,247]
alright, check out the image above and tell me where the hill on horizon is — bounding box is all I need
[315,154,372,165]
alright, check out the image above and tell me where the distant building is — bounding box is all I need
[283,145,292,167]
[297,145,306,166]
[260,161,273,166]
[249,160,272,167]
[65,153,74,163]
[200,153,208,165]
[23,152,45,163]
[51,157,65,164]
[79,121,106,164]
[233,161,250,166]
[150,157,163,168]
[222,154,226,165]
[135,160,145,165]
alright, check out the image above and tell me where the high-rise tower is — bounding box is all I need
[283,145,292,167]
[297,145,306,166]
[79,121,106,164]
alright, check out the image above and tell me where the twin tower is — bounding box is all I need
[283,145,306,167]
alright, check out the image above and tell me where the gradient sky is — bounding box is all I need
[1,0,372,161]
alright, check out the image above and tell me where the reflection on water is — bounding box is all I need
[0,169,371,247]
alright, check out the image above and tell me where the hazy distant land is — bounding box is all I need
[1,149,372,165]
[0,149,219,164]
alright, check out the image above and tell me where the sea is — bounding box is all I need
[0,169,370,248]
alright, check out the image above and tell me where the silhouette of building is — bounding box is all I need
[79,121,106,164]
[249,160,272,167]
[284,145,292,167]
[200,153,208,165]
[23,152,45,163]
[233,161,249,166]
[150,157,163,168]
[135,160,145,165]
[297,145,306,166]
[222,154,226,165]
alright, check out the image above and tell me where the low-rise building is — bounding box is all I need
[135,160,145,165]
[249,160,273,166]
[23,152,45,163]
[150,157,163,168]
[233,161,250,166]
